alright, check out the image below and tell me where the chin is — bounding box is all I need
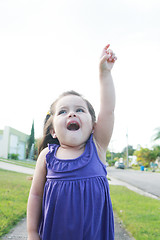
[66,130,91,144]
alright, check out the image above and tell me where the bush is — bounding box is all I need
[8,153,19,160]
[108,159,116,166]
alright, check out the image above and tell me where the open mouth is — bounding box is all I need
[67,121,80,131]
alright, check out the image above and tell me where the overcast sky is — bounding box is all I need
[0,0,160,152]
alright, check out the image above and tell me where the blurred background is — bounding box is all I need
[0,2,160,239]
[0,0,160,154]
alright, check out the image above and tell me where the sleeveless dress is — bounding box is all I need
[39,134,114,240]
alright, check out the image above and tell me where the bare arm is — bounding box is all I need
[27,148,48,240]
[94,44,117,152]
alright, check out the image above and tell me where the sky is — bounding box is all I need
[0,0,160,152]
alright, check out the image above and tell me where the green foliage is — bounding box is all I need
[122,145,135,156]
[0,169,32,237]
[26,121,35,159]
[107,141,160,168]
[106,150,111,161]
[152,145,160,157]
[110,185,160,240]
[134,147,157,167]
[153,127,160,141]
[33,138,39,160]
[106,150,120,166]
[8,153,19,160]
[106,150,124,166]
[108,159,117,166]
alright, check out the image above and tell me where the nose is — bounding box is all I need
[68,111,76,118]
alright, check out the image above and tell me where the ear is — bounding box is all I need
[92,122,96,133]
[50,129,57,138]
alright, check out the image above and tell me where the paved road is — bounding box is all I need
[107,167,160,197]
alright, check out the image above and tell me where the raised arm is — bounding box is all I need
[94,44,117,151]
[27,148,48,240]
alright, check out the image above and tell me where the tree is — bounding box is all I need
[153,127,160,141]
[152,145,160,158]
[122,145,135,157]
[27,121,35,159]
[106,150,123,166]
[106,150,111,162]
[33,138,39,160]
[134,147,157,167]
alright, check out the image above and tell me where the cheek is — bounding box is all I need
[52,118,57,131]
[54,118,65,131]
[85,116,93,129]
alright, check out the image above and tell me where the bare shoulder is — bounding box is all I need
[36,147,49,168]
[93,136,107,165]
[38,147,49,159]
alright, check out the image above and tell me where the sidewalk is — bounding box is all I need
[0,162,34,175]
[1,215,134,240]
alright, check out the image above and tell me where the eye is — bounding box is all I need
[58,109,67,115]
[76,108,84,113]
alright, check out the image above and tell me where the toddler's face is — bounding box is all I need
[52,95,93,147]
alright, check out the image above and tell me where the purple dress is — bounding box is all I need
[39,134,114,240]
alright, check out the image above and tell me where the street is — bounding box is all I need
[107,167,160,197]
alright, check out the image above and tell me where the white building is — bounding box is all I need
[0,126,29,160]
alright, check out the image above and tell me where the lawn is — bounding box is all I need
[110,185,160,240]
[0,169,32,238]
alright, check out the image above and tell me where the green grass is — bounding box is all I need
[110,185,160,240]
[0,158,36,169]
[0,169,32,238]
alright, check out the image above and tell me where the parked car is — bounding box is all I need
[115,161,125,169]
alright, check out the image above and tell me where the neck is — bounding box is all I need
[56,143,86,160]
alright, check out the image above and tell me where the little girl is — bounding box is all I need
[27,44,117,240]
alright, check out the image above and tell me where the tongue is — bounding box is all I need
[67,123,79,131]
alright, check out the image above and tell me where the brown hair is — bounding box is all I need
[38,90,96,154]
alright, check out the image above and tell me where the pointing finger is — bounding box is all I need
[104,44,110,50]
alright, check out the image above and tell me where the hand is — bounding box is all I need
[99,44,117,72]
